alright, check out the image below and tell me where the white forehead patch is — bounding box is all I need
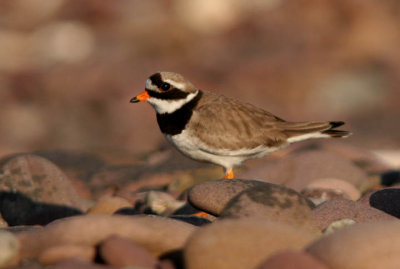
[145,79,151,88]
[145,79,157,90]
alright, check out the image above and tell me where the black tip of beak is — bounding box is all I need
[130,97,139,103]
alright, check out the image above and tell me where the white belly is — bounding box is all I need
[164,129,283,169]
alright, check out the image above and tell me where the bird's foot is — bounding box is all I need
[223,169,234,179]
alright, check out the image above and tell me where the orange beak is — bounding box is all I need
[130,90,150,103]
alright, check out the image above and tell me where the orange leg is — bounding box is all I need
[223,168,234,179]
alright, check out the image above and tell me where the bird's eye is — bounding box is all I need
[160,83,171,91]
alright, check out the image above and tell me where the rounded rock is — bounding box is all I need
[38,245,95,265]
[220,184,315,229]
[307,221,400,269]
[312,199,396,231]
[17,214,197,259]
[369,188,400,218]
[145,191,186,216]
[323,218,356,234]
[0,231,20,268]
[302,178,361,201]
[87,196,132,215]
[256,250,330,269]
[184,219,318,269]
[286,151,368,190]
[53,258,114,269]
[99,235,158,268]
[0,154,88,211]
[188,179,273,215]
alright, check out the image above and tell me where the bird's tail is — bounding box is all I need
[321,121,351,138]
[282,121,351,143]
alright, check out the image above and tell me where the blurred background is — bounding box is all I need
[1,0,399,161]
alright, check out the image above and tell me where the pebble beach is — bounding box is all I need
[0,142,399,269]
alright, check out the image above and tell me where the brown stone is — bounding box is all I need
[188,179,271,215]
[368,188,400,218]
[302,178,361,201]
[312,199,396,231]
[238,151,367,191]
[256,250,330,269]
[320,141,390,174]
[307,221,400,269]
[184,219,318,269]
[0,230,20,268]
[0,154,88,211]
[38,245,95,265]
[87,196,132,215]
[323,218,356,234]
[220,184,315,229]
[17,214,197,259]
[285,151,368,191]
[99,235,158,268]
[145,191,185,216]
[53,258,114,269]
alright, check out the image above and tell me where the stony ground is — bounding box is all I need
[0,141,399,269]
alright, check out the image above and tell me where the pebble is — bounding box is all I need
[220,184,315,229]
[53,258,114,269]
[17,214,197,259]
[307,221,400,269]
[285,151,368,191]
[312,199,397,231]
[301,188,350,205]
[373,150,400,169]
[87,196,132,215]
[38,245,95,265]
[241,151,367,191]
[368,188,400,218]
[320,142,390,174]
[188,179,271,215]
[0,230,20,268]
[0,154,89,211]
[0,191,82,226]
[99,235,158,268]
[184,219,318,269]
[323,218,356,234]
[255,250,330,269]
[301,178,361,203]
[145,191,186,216]
[380,170,400,186]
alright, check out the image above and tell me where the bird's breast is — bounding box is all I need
[156,91,202,136]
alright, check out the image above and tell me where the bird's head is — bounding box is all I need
[131,72,199,114]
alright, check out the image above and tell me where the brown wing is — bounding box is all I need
[187,91,289,151]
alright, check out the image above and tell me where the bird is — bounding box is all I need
[130,72,350,179]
